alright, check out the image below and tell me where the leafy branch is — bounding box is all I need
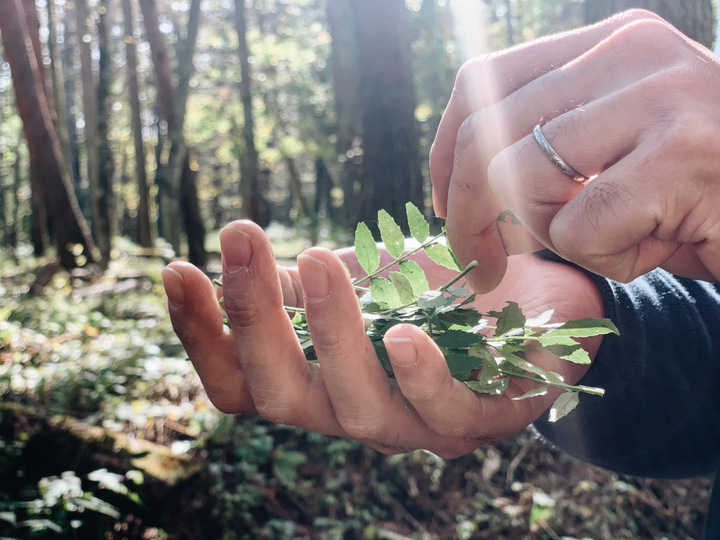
[218,203,617,423]
[292,203,617,423]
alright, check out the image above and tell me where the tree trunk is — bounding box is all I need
[0,0,98,268]
[10,148,22,248]
[235,0,268,226]
[349,0,424,231]
[140,0,207,267]
[95,0,114,267]
[139,0,182,252]
[327,0,362,228]
[584,0,715,49]
[122,0,153,248]
[46,0,73,181]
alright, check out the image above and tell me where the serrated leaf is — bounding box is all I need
[525,309,555,328]
[512,385,548,400]
[501,353,565,385]
[538,334,579,348]
[425,244,460,271]
[548,391,580,422]
[434,330,484,349]
[372,341,393,372]
[543,317,619,339]
[488,301,526,336]
[370,278,401,308]
[544,343,592,365]
[389,271,415,304]
[446,285,469,298]
[464,377,508,395]
[355,222,380,275]
[378,209,406,259]
[444,352,484,379]
[406,202,429,243]
[399,261,430,296]
[417,290,452,309]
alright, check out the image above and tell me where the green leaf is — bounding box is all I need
[544,343,592,365]
[378,209,405,259]
[389,271,415,304]
[425,244,460,271]
[543,317,619,339]
[372,341,393,372]
[488,301,526,336]
[500,353,565,385]
[446,285,469,298]
[548,391,580,422]
[355,222,380,275]
[444,352,484,379]
[434,330,484,349]
[465,377,508,395]
[399,261,430,296]
[406,202,429,243]
[370,278,401,308]
[417,290,452,309]
[512,385,548,400]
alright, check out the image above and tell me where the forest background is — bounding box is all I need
[0,0,718,539]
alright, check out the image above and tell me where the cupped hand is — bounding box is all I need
[162,220,604,458]
[430,9,720,292]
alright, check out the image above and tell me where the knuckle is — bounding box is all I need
[337,414,384,440]
[255,400,297,425]
[223,301,262,329]
[608,17,682,58]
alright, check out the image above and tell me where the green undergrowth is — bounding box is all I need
[0,232,712,539]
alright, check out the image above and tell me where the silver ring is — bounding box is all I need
[532,124,587,183]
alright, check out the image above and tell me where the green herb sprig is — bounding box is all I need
[220,203,618,422]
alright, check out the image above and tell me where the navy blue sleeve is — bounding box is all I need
[533,266,720,479]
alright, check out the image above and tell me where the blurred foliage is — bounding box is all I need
[0,236,714,539]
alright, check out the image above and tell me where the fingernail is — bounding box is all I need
[298,254,330,304]
[161,267,185,310]
[384,337,418,368]
[220,225,253,272]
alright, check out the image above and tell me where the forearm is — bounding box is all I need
[533,264,720,478]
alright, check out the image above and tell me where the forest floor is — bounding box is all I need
[0,227,713,540]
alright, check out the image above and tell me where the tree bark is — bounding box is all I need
[122,0,153,248]
[0,0,97,268]
[584,0,715,49]
[140,0,206,267]
[349,0,424,230]
[96,0,115,267]
[46,0,73,181]
[327,0,362,228]
[235,0,268,226]
[76,0,105,262]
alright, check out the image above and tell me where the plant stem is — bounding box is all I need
[503,371,605,396]
[353,231,447,288]
[438,260,478,292]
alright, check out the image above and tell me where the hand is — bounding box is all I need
[161,220,604,458]
[430,9,720,292]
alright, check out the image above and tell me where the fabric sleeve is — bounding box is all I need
[532,261,720,479]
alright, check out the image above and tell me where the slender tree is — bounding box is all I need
[121,0,153,248]
[349,0,424,228]
[234,0,267,226]
[139,0,206,267]
[584,0,715,49]
[0,0,97,268]
[327,0,362,228]
[95,0,114,266]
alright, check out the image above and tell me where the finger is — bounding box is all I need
[162,261,255,414]
[383,325,549,442]
[485,75,674,282]
[430,8,668,217]
[219,221,342,434]
[298,248,479,457]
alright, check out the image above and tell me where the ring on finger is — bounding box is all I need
[532,124,588,183]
